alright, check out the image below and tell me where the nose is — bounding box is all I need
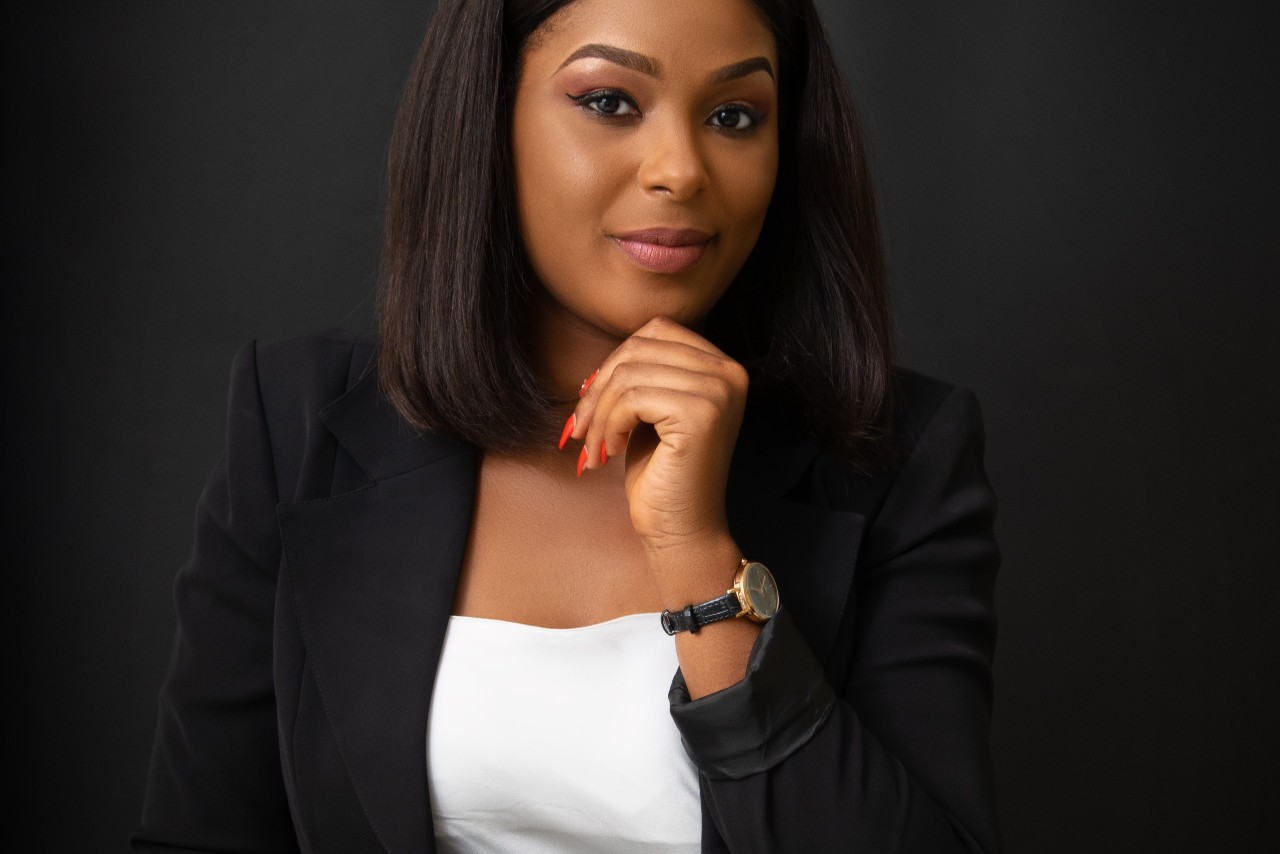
[637,116,709,201]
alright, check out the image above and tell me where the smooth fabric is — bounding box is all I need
[133,332,1002,853]
[427,614,700,853]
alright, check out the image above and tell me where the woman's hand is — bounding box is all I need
[562,315,748,555]
[562,316,759,696]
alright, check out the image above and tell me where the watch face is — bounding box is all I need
[741,562,779,619]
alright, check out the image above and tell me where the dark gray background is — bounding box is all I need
[8,1,1278,850]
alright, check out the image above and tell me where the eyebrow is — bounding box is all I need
[709,57,775,84]
[555,43,775,84]
[557,44,659,77]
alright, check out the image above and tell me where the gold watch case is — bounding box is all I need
[732,559,780,622]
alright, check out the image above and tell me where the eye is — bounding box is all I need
[568,90,639,118]
[709,105,764,132]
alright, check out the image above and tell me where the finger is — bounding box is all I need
[596,385,724,468]
[571,336,745,442]
[584,367,741,471]
[630,315,732,358]
[578,361,733,464]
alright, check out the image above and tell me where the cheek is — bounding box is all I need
[514,109,617,263]
[740,142,780,224]
[712,141,779,248]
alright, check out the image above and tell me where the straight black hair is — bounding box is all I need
[377,0,894,468]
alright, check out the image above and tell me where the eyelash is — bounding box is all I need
[566,89,766,134]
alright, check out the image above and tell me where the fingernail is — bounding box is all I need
[579,369,599,398]
[600,441,608,465]
[576,446,588,477]
[558,413,575,450]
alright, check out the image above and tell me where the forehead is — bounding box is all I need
[524,0,777,76]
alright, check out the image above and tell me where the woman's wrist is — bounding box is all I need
[655,532,762,699]
[642,529,743,612]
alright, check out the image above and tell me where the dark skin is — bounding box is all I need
[451,0,779,699]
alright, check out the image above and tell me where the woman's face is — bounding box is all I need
[512,0,779,340]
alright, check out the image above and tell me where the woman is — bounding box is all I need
[135,0,1000,851]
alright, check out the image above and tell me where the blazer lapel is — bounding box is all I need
[726,414,867,666]
[277,371,477,853]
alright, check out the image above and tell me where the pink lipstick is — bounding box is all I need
[611,228,713,274]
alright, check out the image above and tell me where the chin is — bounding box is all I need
[606,269,732,327]
[598,291,719,336]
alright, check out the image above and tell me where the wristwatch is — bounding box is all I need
[660,559,780,635]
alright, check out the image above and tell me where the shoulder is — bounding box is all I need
[220,331,379,496]
[240,329,372,400]
[800,368,991,521]
[863,369,997,566]
[227,330,468,494]
[891,368,988,465]
[227,329,373,425]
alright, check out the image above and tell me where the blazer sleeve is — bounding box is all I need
[669,386,1001,853]
[132,341,301,853]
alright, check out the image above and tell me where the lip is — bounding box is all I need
[610,227,714,274]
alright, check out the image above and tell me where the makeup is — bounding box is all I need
[610,228,713,274]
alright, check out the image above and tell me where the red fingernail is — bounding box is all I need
[579,369,599,398]
[576,446,588,477]
[600,441,608,465]
[558,413,575,450]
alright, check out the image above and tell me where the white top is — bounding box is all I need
[426,613,702,854]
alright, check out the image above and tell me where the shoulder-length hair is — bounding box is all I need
[377,0,894,468]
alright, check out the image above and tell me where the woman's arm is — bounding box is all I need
[671,385,1000,853]
[566,316,764,696]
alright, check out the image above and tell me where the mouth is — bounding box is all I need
[609,228,714,274]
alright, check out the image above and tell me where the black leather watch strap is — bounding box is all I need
[661,591,742,635]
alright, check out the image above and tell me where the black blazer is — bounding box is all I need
[134,332,1000,853]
